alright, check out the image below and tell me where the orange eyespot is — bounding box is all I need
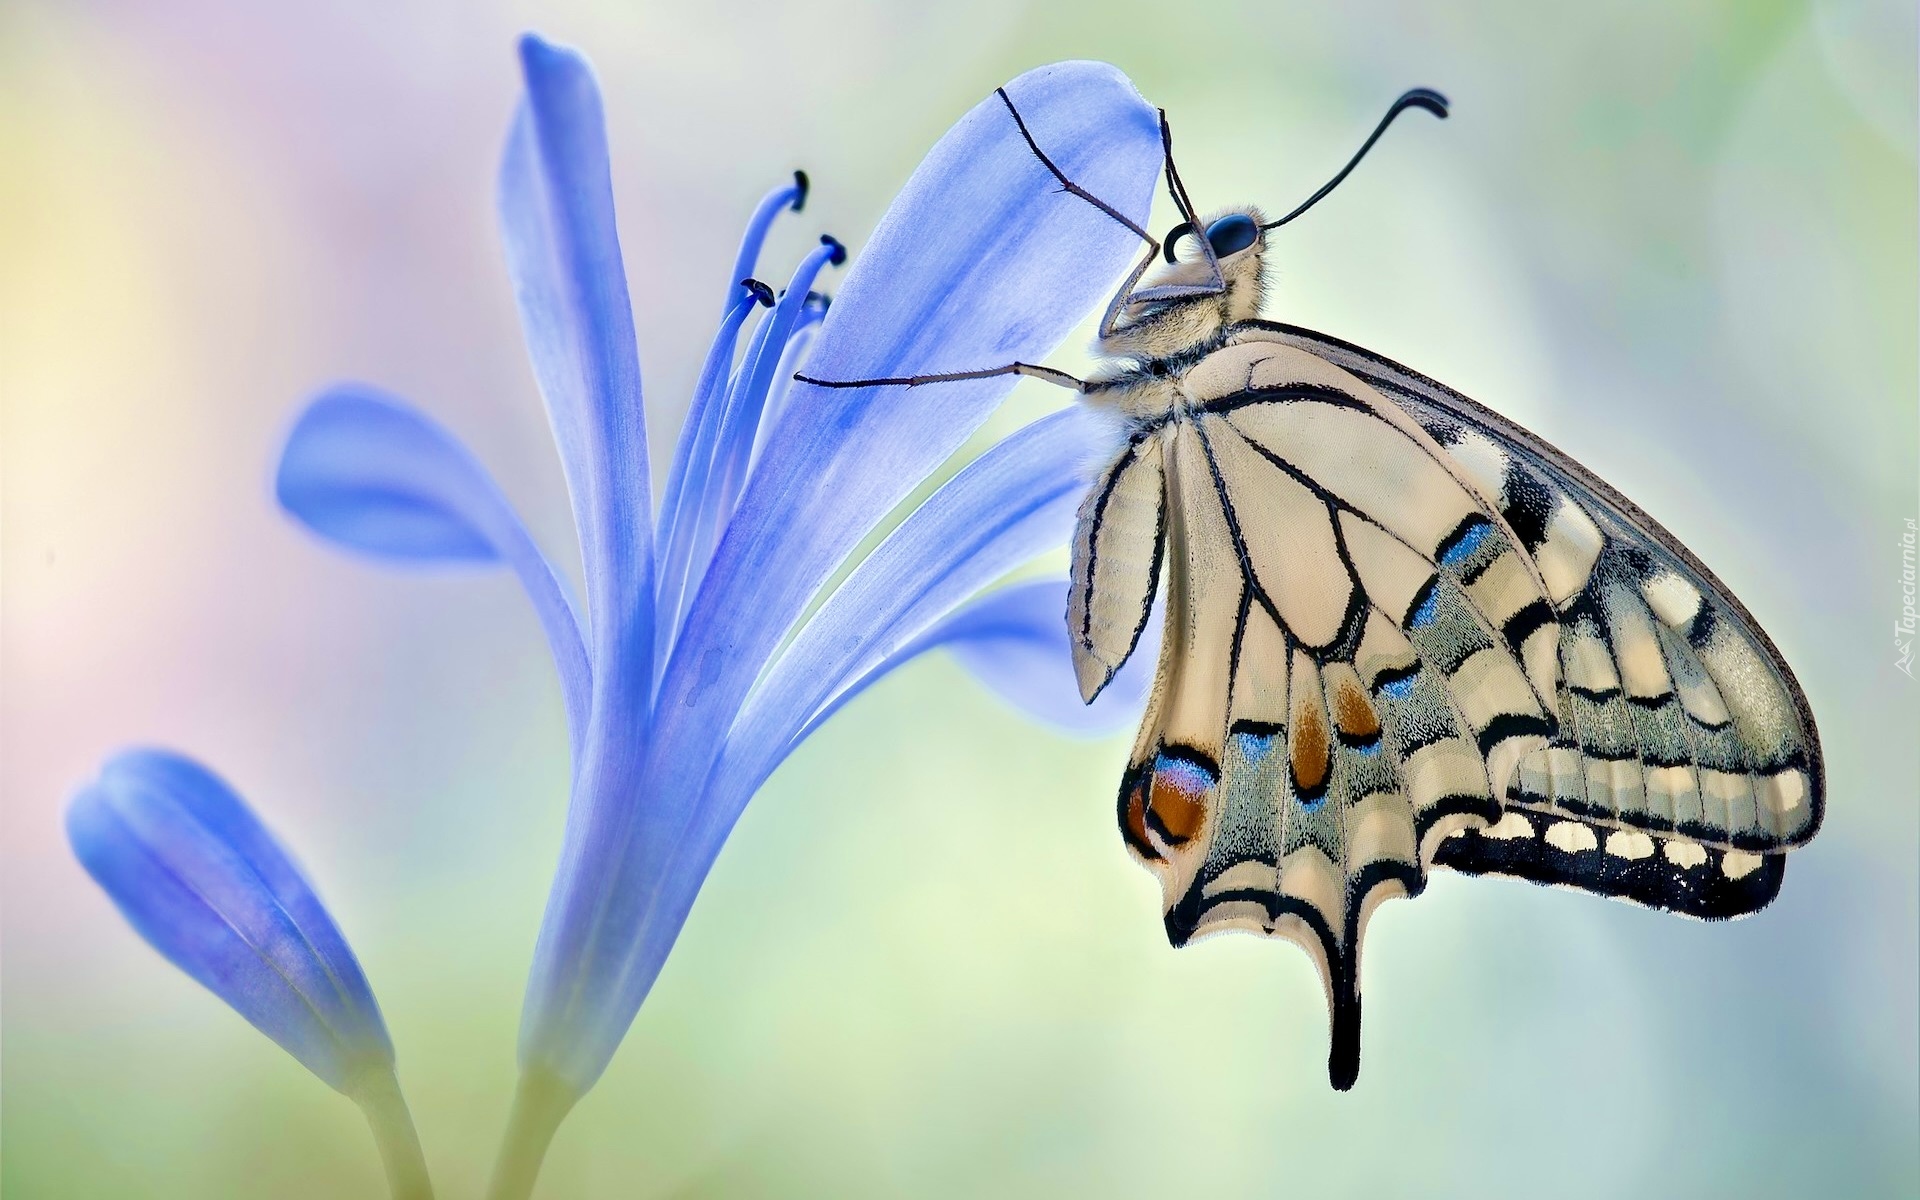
[1148,774,1207,844]
[1143,751,1215,846]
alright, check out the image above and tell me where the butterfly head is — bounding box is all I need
[1164,208,1270,322]
[1100,207,1270,360]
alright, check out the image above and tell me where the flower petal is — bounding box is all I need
[722,405,1109,799]
[516,62,1162,1094]
[277,384,590,755]
[500,34,653,680]
[924,577,1155,736]
[654,60,1159,760]
[67,750,393,1093]
[750,300,828,469]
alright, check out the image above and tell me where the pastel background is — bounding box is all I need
[4,1,1914,1196]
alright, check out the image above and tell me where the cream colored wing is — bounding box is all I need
[1068,436,1165,703]
[1090,333,1820,1092]
[1249,322,1822,901]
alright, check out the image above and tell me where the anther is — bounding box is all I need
[740,278,776,307]
[791,169,810,213]
[819,234,846,266]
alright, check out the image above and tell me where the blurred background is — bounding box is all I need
[4,1,1915,1196]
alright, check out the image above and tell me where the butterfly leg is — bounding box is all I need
[795,361,1086,392]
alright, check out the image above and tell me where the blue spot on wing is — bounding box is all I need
[1409,585,1440,628]
[1153,752,1216,796]
[1379,673,1417,701]
[1233,730,1277,764]
[1439,520,1491,568]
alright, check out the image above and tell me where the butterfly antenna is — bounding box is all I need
[1262,87,1449,231]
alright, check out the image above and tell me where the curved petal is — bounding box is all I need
[500,34,653,685]
[67,750,393,1093]
[750,301,828,469]
[926,577,1155,737]
[721,405,1109,800]
[517,61,1163,1094]
[277,384,590,756]
[653,60,1159,759]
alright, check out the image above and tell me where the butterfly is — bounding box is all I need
[801,85,1824,1091]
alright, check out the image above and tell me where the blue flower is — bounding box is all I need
[66,750,432,1198]
[273,33,1161,1190]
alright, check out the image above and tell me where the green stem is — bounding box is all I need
[486,1069,579,1200]
[349,1066,435,1200]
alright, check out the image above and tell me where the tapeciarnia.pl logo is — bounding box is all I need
[1898,517,1916,678]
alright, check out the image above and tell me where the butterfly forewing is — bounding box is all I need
[1069,437,1167,702]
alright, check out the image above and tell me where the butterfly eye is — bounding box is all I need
[1162,214,1262,263]
[1205,213,1260,258]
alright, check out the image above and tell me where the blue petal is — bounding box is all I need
[751,300,829,468]
[516,62,1162,1095]
[723,405,1108,799]
[890,577,1153,738]
[67,750,393,1093]
[277,384,590,756]
[500,34,654,683]
[654,59,1158,757]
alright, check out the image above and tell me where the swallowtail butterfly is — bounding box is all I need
[803,85,1823,1091]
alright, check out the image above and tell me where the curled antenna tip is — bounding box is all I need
[1261,86,1454,232]
[819,234,846,266]
[1396,87,1449,119]
[791,169,810,212]
[1162,220,1195,264]
[740,278,776,307]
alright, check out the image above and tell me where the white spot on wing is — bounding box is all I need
[1663,839,1708,868]
[1641,570,1703,629]
[1534,500,1605,605]
[1443,430,1509,505]
[1605,830,1655,860]
[1545,820,1599,853]
[1485,811,1534,840]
